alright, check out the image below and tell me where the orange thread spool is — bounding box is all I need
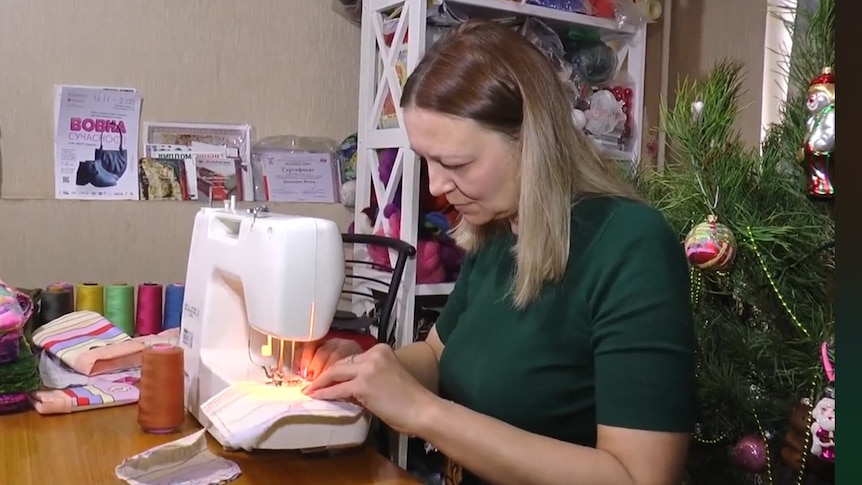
[137,343,185,434]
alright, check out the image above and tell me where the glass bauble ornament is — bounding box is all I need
[684,214,737,272]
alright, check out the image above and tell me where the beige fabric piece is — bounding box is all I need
[115,429,241,485]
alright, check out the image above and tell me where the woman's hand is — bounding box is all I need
[303,343,439,435]
[296,338,363,380]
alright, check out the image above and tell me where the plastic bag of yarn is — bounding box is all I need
[609,0,653,30]
[526,0,594,15]
[567,30,618,86]
[569,42,617,85]
[566,70,593,111]
[519,17,571,77]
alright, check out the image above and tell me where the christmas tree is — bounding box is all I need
[630,1,835,484]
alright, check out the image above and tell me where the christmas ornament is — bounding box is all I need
[799,67,835,200]
[684,214,737,272]
[810,393,835,462]
[733,433,768,473]
[691,101,704,121]
[781,400,836,482]
[810,343,836,462]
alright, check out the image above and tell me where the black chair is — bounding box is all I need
[332,233,417,346]
[331,233,417,459]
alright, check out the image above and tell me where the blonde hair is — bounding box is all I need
[402,20,639,309]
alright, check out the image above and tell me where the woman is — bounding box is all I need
[302,19,696,485]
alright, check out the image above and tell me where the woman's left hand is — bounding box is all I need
[303,343,438,436]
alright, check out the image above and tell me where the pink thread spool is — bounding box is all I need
[135,283,164,336]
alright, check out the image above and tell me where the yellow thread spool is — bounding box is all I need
[75,282,105,315]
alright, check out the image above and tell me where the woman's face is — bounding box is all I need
[404,108,519,226]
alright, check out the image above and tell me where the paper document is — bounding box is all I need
[54,85,142,200]
[201,381,362,451]
[115,429,241,485]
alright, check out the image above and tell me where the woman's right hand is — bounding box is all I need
[296,338,363,380]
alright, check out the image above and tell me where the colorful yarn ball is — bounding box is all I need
[684,215,737,272]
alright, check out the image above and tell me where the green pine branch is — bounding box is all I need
[630,1,834,483]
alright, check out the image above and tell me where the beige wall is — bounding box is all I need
[665,0,768,147]
[640,0,768,165]
[0,0,768,289]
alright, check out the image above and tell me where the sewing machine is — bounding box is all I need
[179,202,371,451]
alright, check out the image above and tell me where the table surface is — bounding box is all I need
[1,404,421,485]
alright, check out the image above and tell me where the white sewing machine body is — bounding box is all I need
[180,205,371,451]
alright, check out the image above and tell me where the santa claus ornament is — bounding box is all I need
[810,342,836,463]
[799,67,836,200]
[810,391,835,462]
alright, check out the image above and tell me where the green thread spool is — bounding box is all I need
[104,283,135,335]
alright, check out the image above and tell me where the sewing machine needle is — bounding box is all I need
[291,341,297,376]
[277,340,285,375]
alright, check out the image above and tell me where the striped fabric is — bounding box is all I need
[32,311,132,375]
[30,381,139,414]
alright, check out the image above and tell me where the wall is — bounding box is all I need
[639,0,769,168]
[0,0,360,288]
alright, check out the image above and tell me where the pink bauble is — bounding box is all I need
[733,434,768,474]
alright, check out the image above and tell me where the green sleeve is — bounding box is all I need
[434,253,476,344]
[587,202,697,433]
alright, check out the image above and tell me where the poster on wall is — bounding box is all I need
[53,85,142,200]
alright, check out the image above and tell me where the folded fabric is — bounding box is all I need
[115,429,241,485]
[30,381,139,414]
[38,351,140,390]
[200,381,363,451]
[0,279,33,334]
[0,329,22,364]
[32,311,179,376]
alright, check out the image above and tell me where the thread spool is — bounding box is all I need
[136,283,163,336]
[137,343,185,434]
[75,282,104,314]
[46,281,74,292]
[104,283,135,335]
[40,287,75,325]
[163,283,185,330]
[644,0,663,22]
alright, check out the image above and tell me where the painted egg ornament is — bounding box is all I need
[684,214,737,272]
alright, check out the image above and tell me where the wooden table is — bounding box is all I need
[0,404,421,485]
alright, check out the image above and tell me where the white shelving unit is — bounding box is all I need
[352,0,647,468]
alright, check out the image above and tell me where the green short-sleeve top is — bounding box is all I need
[435,196,696,485]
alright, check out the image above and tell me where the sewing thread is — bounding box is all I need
[75,282,104,314]
[137,343,185,434]
[135,283,163,336]
[39,287,75,325]
[163,283,185,330]
[104,283,135,335]
[46,281,74,292]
